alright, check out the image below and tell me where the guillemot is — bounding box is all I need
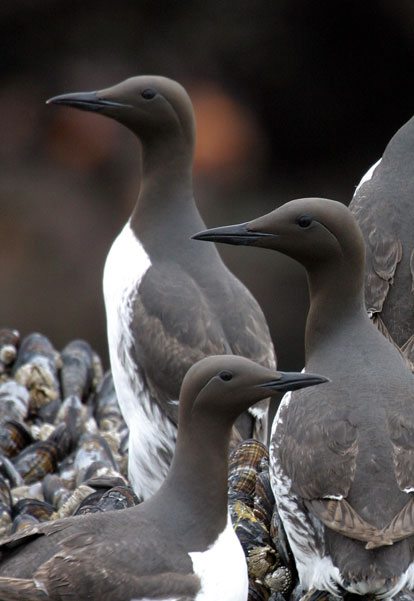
[0,355,326,601]
[350,115,414,366]
[47,76,276,500]
[194,198,414,598]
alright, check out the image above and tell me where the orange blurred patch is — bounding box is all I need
[190,82,264,177]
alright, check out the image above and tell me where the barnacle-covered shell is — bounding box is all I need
[12,333,60,413]
[0,381,29,422]
[13,440,58,483]
[60,339,95,401]
[0,328,20,376]
[0,419,33,458]
[264,566,292,595]
[247,545,278,581]
[52,484,95,519]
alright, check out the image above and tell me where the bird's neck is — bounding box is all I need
[148,414,231,550]
[133,137,194,218]
[305,257,367,359]
[129,136,223,269]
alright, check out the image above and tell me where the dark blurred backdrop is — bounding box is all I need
[1,0,414,370]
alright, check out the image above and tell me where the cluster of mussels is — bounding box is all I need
[228,439,295,601]
[0,328,139,538]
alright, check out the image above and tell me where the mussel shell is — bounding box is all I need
[37,397,61,424]
[75,484,139,516]
[0,419,34,458]
[228,439,268,505]
[60,339,94,401]
[270,509,293,570]
[55,395,86,446]
[74,434,118,485]
[253,462,275,530]
[94,371,125,432]
[248,578,269,601]
[47,422,73,460]
[11,482,44,503]
[0,454,24,487]
[42,474,71,509]
[13,498,54,521]
[0,381,29,422]
[13,441,58,483]
[230,499,271,553]
[11,512,39,534]
[268,594,289,601]
[0,475,11,508]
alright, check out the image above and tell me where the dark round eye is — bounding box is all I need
[219,371,233,382]
[141,88,156,100]
[296,214,313,228]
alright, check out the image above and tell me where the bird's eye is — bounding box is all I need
[219,371,233,382]
[141,88,156,100]
[296,214,313,228]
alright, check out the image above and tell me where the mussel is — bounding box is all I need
[12,333,60,414]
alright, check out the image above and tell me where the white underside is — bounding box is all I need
[189,516,248,601]
[354,158,382,195]
[270,387,413,599]
[103,221,177,500]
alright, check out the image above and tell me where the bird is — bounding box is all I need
[0,355,326,601]
[193,198,414,599]
[349,115,414,369]
[47,76,276,500]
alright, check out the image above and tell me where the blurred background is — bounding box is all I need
[1,0,414,370]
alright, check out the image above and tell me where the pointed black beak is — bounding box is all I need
[192,223,275,246]
[46,91,131,113]
[259,371,329,394]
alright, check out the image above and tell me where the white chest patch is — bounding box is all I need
[354,158,382,195]
[103,222,177,500]
[189,517,248,601]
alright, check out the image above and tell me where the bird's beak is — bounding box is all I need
[258,371,329,394]
[46,91,131,112]
[192,222,275,246]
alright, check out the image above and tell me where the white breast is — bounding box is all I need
[103,222,176,500]
[354,158,382,195]
[189,517,248,601]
